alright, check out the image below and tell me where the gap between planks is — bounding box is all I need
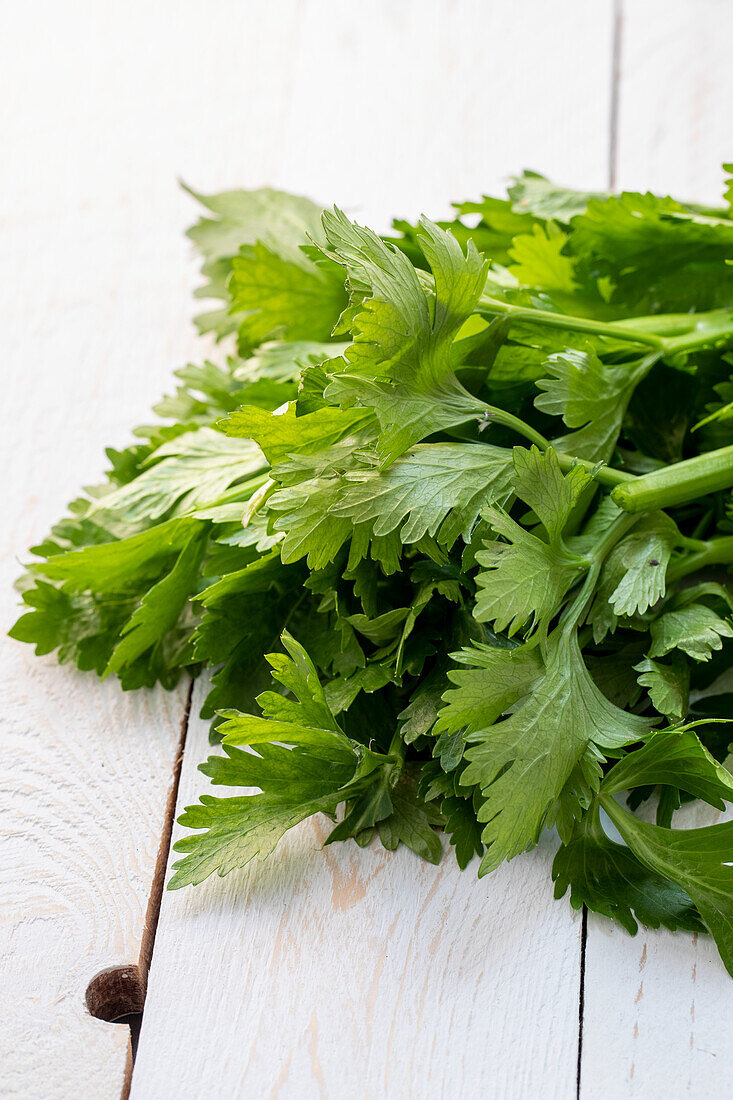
[608,0,624,191]
[118,678,194,1100]
[576,907,589,1100]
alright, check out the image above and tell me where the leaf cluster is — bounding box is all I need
[12,169,733,976]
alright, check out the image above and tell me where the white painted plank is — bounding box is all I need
[581,2,733,1095]
[0,219,191,1092]
[0,3,208,1093]
[581,804,733,1099]
[277,0,617,227]
[2,0,615,236]
[0,662,187,1097]
[132,681,583,1100]
[614,0,733,206]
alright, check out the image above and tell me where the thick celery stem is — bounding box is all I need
[611,444,733,513]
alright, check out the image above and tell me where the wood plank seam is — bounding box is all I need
[138,680,195,987]
[608,0,624,190]
[576,908,589,1100]
[74,678,193,1100]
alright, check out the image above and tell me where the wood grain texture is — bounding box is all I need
[1,2,206,1092]
[580,803,733,1099]
[132,682,583,1100]
[614,0,733,205]
[579,3,733,1096]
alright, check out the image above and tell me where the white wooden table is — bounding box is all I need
[2,2,732,1097]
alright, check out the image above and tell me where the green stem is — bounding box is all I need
[479,407,550,450]
[241,476,276,524]
[556,452,634,489]
[387,728,407,761]
[659,310,733,355]
[478,297,733,356]
[478,296,664,349]
[690,508,715,541]
[599,794,631,833]
[479,407,635,491]
[667,537,733,583]
[611,444,733,513]
[203,472,271,510]
[561,512,640,633]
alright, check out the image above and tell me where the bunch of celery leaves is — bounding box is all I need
[12,168,733,974]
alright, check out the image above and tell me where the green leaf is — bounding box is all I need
[328,778,397,844]
[474,509,586,636]
[230,244,347,347]
[586,643,645,710]
[269,476,355,570]
[449,195,538,264]
[150,358,293,425]
[568,191,733,311]
[441,793,484,869]
[104,525,207,676]
[239,339,350,384]
[435,640,543,738]
[535,345,653,461]
[511,445,593,544]
[602,727,733,809]
[170,632,387,887]
[396,198,534,269]
[223,403,372,466]
[507,171,605,221]
[473,447,592,636]
[724,164,733,212]
[86,429,266,524]
[398,663,449,743]
[552,808,703,936]
[186,185,326,266]
[694,369,733,442]
[635,656,689,722]
[9,579,134,674]
[322,212,489,464]
[625,363,700,463]
[608,516,677,617]
[329,442,514,548]
[461,630,653,874]
[192,554,307,729]
[649,603,733,661]
[169,748,355,888]
[252,630,344,733]
[324,663,394,716]
[375,765,444,863]
[39,516,204,591]
[588,513,678,642]
[185,185,329,338]
[508,224,578,296]
[603,799,733,977]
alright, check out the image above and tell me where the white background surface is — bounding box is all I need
[2,1,732,1097]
